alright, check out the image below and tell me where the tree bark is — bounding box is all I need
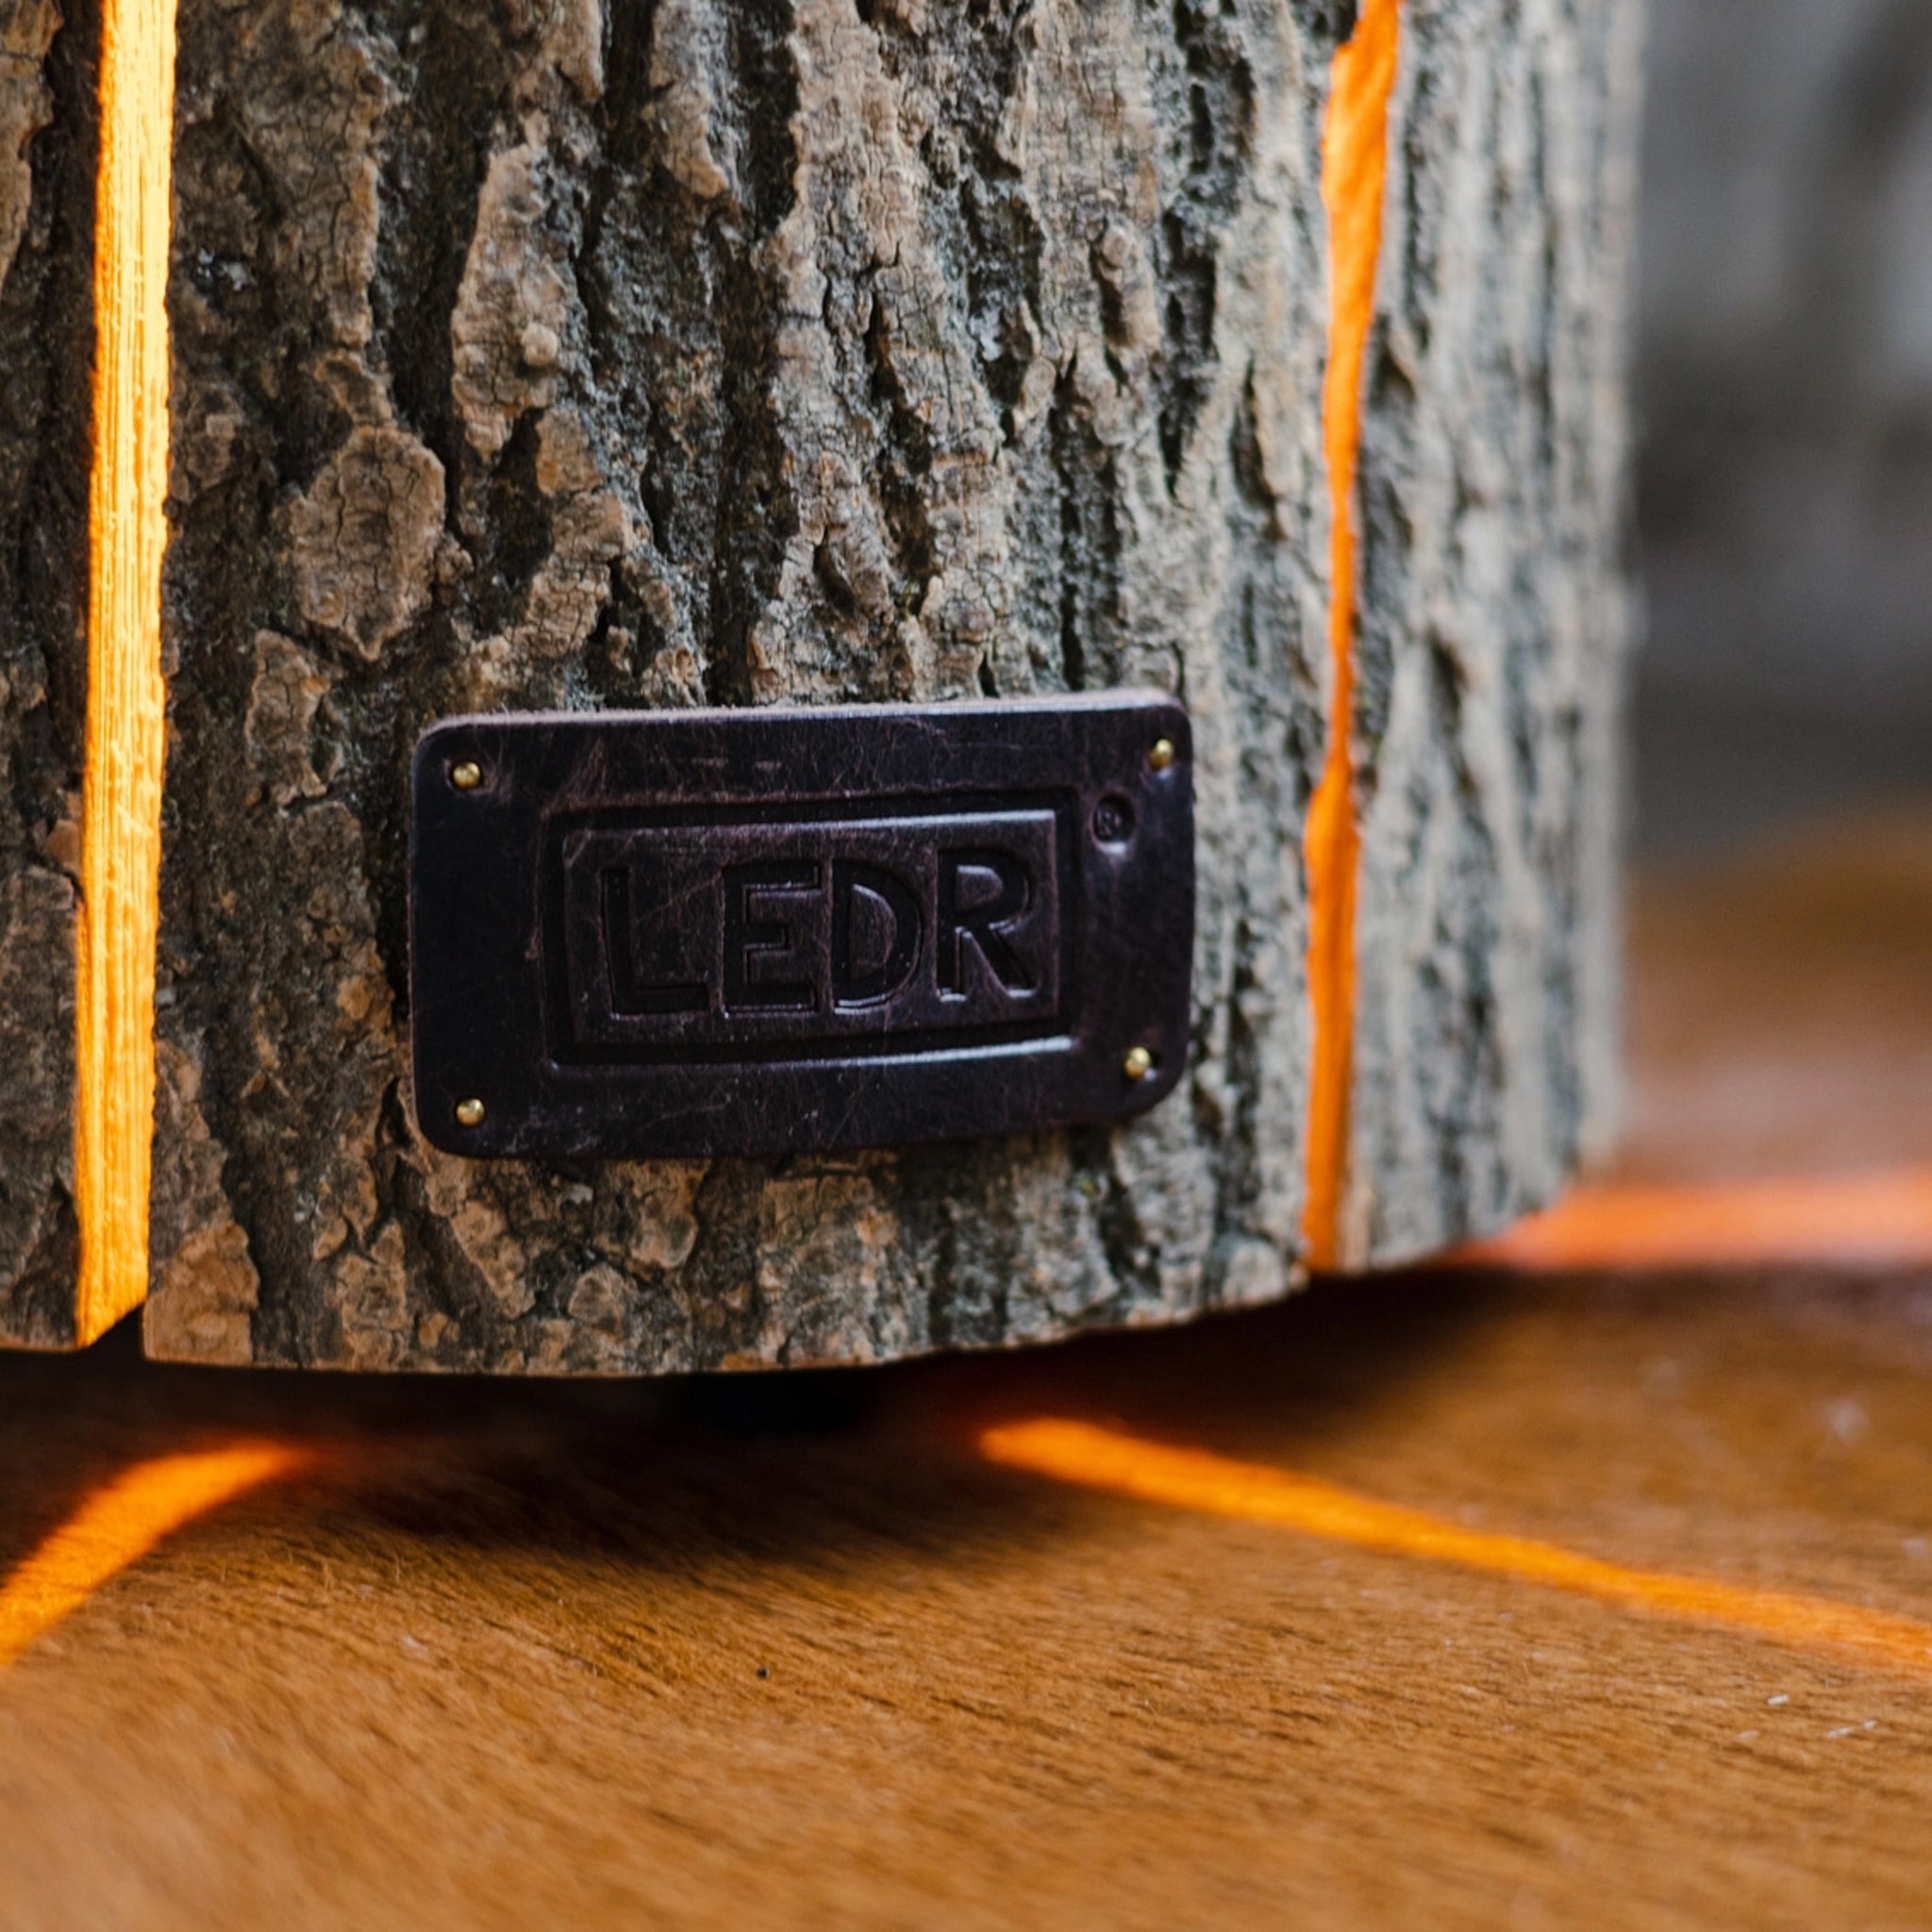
[0,0,92,1350]
[0,0,1643,1367]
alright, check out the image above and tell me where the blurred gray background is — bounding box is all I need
[1638,0,1932,855]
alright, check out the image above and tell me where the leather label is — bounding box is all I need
[409,695,1192,1159]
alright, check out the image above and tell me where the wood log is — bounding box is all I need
[0,0,1642,1368]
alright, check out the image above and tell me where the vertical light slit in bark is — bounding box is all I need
[1302,0,1399,1270]
[75,0,174,1342]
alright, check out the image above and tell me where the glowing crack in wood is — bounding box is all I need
[1303,0,1401,1271]
[75,0,175,1341]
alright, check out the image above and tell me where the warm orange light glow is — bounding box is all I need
[1457,1168,1932,1273]
[1303,0,1401,1271]
[75,0,177,1342]
[981,1419,1932,1674]
[0,1444,308,1671]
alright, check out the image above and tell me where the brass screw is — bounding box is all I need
[450,759,484,791]
[1148,738,1177,774]
[454,1096,487,1128]
[1123,1045,1156,1082]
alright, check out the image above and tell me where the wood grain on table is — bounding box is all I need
[3,814,1932,1930]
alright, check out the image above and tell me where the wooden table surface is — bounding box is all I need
[4,814,1932,1929]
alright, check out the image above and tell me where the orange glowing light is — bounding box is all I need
[980,1419,1932,1674]
[0,1444,308,1671]
[1303,0,1401,1271]
[75,0,177,1343]
[1457,1168,1932,1273]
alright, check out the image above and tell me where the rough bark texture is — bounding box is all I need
[132,0,1639,1371]
[1347,0,1640,1258]
[0,0,92,1350]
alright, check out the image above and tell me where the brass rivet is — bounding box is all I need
[1123,1045,1156,1082]
[454,1096,486,1127]
[1148,738,1177,774]
[450,759,484,791]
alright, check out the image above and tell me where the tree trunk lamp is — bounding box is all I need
[0,0,1641,1371]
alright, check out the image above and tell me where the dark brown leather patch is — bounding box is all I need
[409,695,1192,1159]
